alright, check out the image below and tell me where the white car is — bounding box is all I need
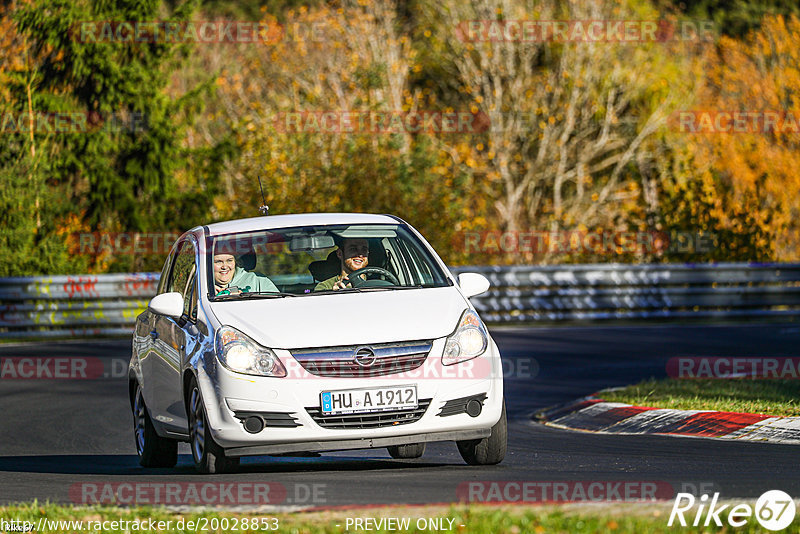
[130,213,506,473]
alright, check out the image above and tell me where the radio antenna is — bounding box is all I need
[257,175,269,215]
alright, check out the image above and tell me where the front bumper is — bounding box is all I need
[225,428,491,457]
[197,338,504,451]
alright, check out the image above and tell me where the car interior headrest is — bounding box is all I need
[308,251,340,282]
[236,248,257,271]
[307,239,389,283]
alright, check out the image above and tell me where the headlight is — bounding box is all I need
[215,326,286,377]
[443,309,489,366]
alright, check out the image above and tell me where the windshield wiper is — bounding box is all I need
[366,284,443,290]
[214,291,297,300]
[380,285,424,290]
[243,291,298,298]
[311,287,364,294]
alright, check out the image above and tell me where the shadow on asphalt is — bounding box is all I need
[0,454,453,475]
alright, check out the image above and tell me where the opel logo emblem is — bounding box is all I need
[353,346,377,367]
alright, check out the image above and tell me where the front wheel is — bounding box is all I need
[188,377,239,474]
[457,400,507,465]
[387,443,426,459]
[133,383,177,468]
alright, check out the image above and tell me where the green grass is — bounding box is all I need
[600,378,800,416]
[0,502,795,533]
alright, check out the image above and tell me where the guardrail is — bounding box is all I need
[1,263,798,338]
[0,273,157,338]
[452,263,800,322]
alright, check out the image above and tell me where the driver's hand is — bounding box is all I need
[332,276,350,290]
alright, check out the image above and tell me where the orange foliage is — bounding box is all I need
[689,15,800,259]
[0,2,29,104]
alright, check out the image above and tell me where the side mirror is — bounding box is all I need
[148,292,184,318]
[457,273,490,298]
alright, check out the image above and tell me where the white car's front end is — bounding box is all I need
[198,287,503,455]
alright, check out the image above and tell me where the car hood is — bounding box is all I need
[207,287,468,349]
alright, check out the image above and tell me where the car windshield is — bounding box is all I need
[207,223,451,299]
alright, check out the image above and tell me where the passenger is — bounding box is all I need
[213,253,279,295]
[314,238,369,291]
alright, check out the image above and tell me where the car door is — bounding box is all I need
[148,238,196,433]
[135,250,175,414]
[161,260,202,432]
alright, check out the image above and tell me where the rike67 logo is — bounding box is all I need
[669,490,796,531]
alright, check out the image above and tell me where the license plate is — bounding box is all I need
[320,385,418,415]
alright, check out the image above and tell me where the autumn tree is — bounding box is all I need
[663,15,800,260]
[206,0,477,261]
[5,0,230,273]
[420,0,688,264]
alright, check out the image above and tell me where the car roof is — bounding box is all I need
[199,213,402,236]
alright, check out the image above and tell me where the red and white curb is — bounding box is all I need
[537,396,800,444]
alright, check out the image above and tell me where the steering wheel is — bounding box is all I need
[347,266,400,287]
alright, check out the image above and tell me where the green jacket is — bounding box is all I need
[314,274,344,292]
[217,267,279,295]
[314,273,369,291]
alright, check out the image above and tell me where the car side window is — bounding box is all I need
[156,253,174,295]
[403,240,434,285]
[183,268,198,321]
[168,240,196,299]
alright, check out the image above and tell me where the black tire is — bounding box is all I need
[187,377,239,474]
[387,442,426,459]
[457,400,507,465]
[133,383,178,468]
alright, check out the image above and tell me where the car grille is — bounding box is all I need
[290,341,432,378]
[306,399,432,429]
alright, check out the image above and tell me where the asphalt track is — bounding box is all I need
[0,323,799,508]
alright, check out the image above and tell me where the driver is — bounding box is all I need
[314,238,369,291]
[213,253,279,295]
